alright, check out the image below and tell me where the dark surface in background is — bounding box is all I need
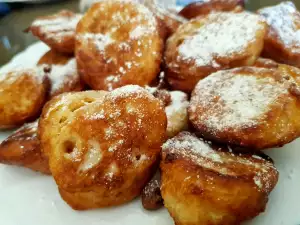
[0,0,300,66]
[0,0,78,66]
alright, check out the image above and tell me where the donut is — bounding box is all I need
[37,50,84,98]
[189,66,300,150]
[0,120,50,174]
[27,10,82,54]
[161,132,279,225]
[76,0,164,91]
[0,68,49,129]
[141,172,163,210]
[179,0,244,20]
[258,2,300,68]
[165,12,267,92]
[39,85,167,209]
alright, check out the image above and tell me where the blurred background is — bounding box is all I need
[0,0,300,66]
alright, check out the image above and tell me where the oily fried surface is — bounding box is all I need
[161,132,279,225]
[28,10,82,54]
[141,172,163,210]
[179,0,244,19]
[76,0,163,91]
[39,90,107,158]
[0,68,49,129]
[165,12,266,92]
[258,2,300,68]
[37,50,84,98]
[39,86,167,209]
[189,66,300,150]
[0,121,50,174]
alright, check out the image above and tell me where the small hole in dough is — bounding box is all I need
[64,141,75,154]
[59,116,67,124]
[136,155,141,160]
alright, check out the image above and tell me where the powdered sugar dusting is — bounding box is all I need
[108,85,153,101]
[163,132,277,190]
[179,12,264,67]
[166,91,189,137]
[77,33,114,52]
[39,58,78,95]
[190,69,287,131]
[259,2,300,52]
[163,132,223,163]
[32,13,82,42]
[0,67,45,85]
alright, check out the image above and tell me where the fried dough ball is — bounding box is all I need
[143,0,188,37]
[39,90,107,158]
[189,66,300,150]
[39,85,167,210]
[37,50,84,98]
[76,0,164,91]
[165,12,267,92]
[0,121,50,174]
[0,68,49,129]
[179,0,244,20]
[27,10,82,54]
[161,132,279,225]
[258,2,300,68]
[141,172,163,210]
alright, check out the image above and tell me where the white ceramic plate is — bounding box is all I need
[0,42,299,225]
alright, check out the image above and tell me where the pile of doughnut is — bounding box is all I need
[0,0,300,224]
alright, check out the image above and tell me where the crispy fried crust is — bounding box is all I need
[141,173,163,210]
[0,68,49,129]
[258,2,300,68]
[37,50,84,98]
[28,10,82,54]
[39,90,107,158]
[189,66,300,150]
[179,0,244,19]
[165,12,267,92]
[39,86,167,209]
[161,132,279,225]
[0,121,50,174]
[76,0,164,91]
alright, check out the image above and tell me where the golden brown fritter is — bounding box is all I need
[141,173,163,210]
[161,132,279,225]
[179,0,244,19]
[76,0,164,91]
[189,66,300,150]
[0,120,50,174]
[39,86,167,210]
[258,2,300,68]
[165,12,267,92]
[27,10,82,54]
[37,50,84,98]
[39,90,107,158]
[0,68,49,129]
